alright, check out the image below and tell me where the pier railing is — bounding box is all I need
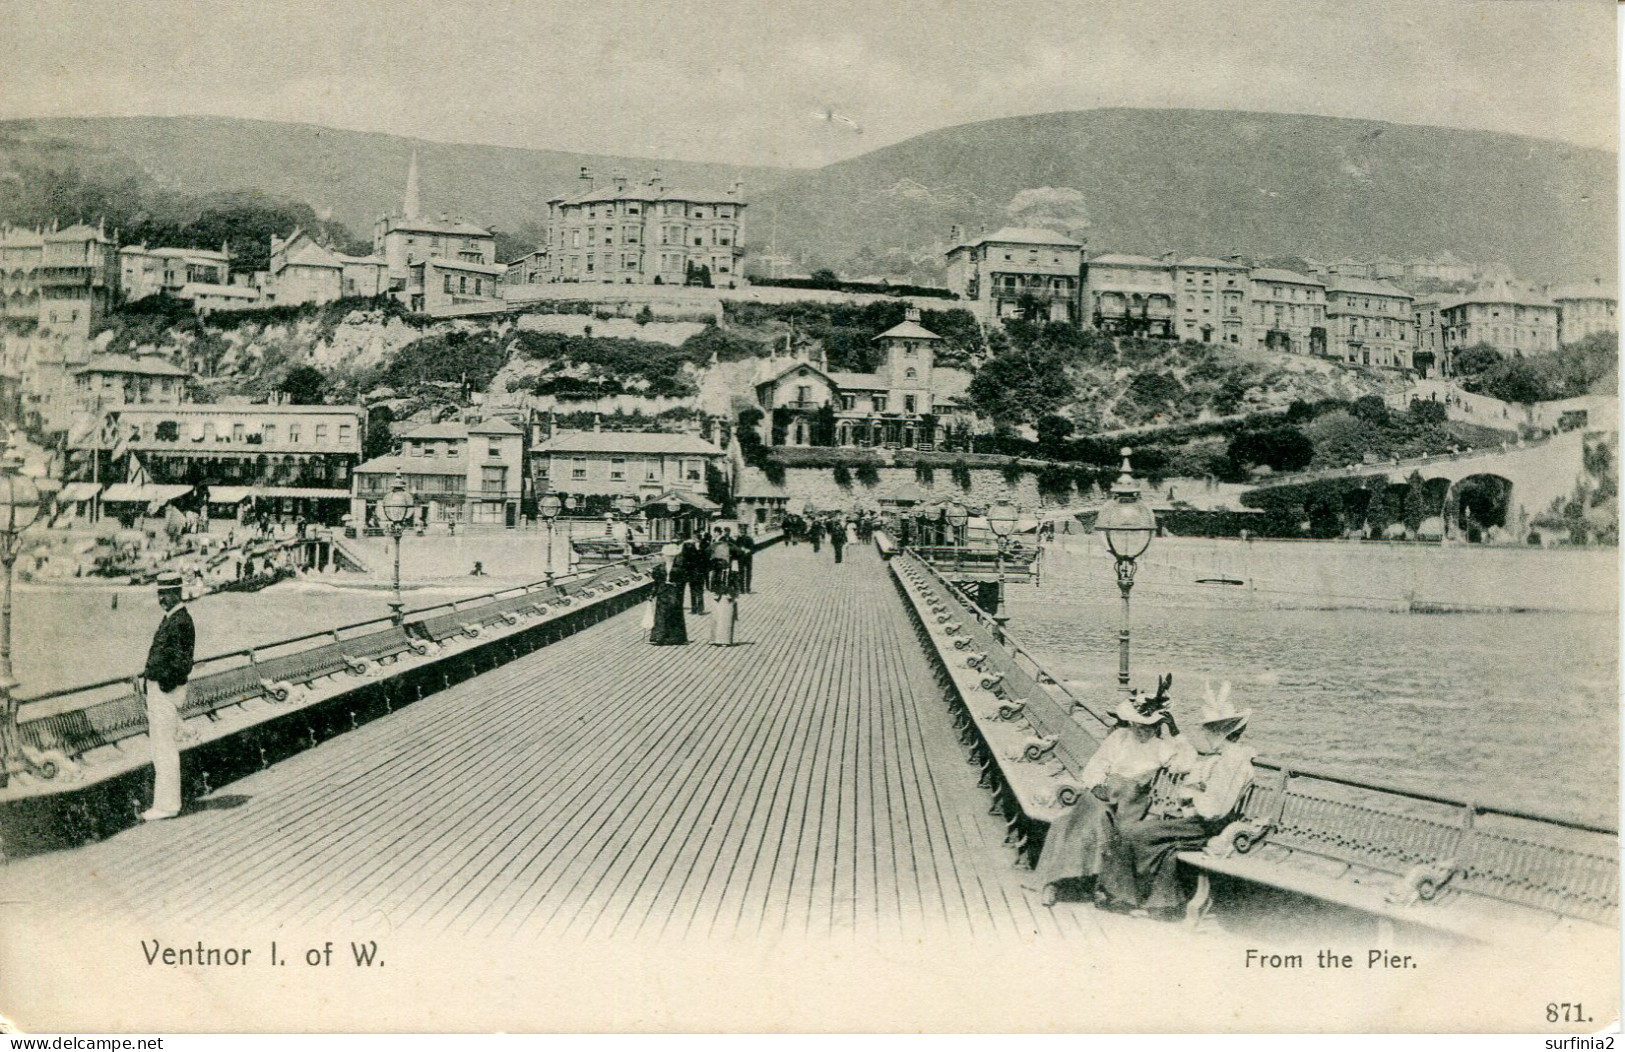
[3,556,659,815]
[888,544,1619,940]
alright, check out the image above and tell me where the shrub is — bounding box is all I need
[855,463,880,488]
[1001,459,1025,486]
[1408,398,1448,425]
[914,462,935,485]
[951,459,973,490]
[832,464,852,488]
[634,305,654,325]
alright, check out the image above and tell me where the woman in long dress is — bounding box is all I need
[710,561,738,646]
[647,564,688,646]
[1033,697,1177,905]
[1097,683,1257,919]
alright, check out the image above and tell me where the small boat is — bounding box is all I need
[1195,576,1245,586]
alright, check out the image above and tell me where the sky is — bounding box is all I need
[0,0,1616,167]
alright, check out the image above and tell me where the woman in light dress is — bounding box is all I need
[1034,689,1179,905]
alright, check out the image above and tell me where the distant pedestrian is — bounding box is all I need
[735,528,755,593]
[809,519,823,553]
[646,565,688,646]
[709,530,733,595]
[710,561,738,647]
[139,572,194,822]
[829,519,846,564]
[674,538,706,614]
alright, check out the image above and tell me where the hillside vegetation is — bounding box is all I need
[2,110,1612,283]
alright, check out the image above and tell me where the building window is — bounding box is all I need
[571,457,587,480]
[482,466,507,495]
[232,423,245,441]
[841,395,856,411]
[443,274,454,294]
[423,445,437,458]
[339,425,353,444]
[315,424,329,443]
[264,425,277,444]
[904,394,917,413]
[873,396,887,412]
[288,425,301,443]
[904,367,918,379]
[610,458,626,481]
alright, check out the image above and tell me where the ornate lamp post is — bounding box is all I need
[985,500,1019,636]
[0,435,42,780]
[380,468,414,624]
[1095,447,1157,694]
[539,493,563,583]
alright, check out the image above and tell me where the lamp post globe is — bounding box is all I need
[1094,447,1157,694]
[615,494,638,518]
[984,500,1019,638]
[0,436,43,779]
[538,493,563,583]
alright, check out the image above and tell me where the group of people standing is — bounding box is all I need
[782,513,873,564]
[647,525,756,647]
[1032,678,1256,920]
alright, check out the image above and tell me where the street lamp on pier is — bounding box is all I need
[380,468,414,625]
[0,434,42,783]
[945,502,968,548]
[1095,447,1157,695]
[985,500,1019,638]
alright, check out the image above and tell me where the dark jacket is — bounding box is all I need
[144,606,196,693]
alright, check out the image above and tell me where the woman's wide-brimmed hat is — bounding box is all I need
[1200,681,1250,735]
[1113,699,1164,726]
[155,571,183,592]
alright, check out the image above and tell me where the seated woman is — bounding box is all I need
[646,564,688,646]
[1096,682,1256,920]
[1033,687,1178,905]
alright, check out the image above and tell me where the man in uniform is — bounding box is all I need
[139,571,195,821]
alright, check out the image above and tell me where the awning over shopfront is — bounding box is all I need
[637,488,721,515]
[56,482,102,502]
[102,483,193,505]
[208,486,350,502]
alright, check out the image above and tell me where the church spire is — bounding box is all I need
[403,147,421,219]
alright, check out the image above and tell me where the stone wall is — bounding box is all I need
[736,464,1068,514]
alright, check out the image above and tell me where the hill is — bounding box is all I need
[0,109,1613,281]
[752,109,1615,283]
[0,116,790,243]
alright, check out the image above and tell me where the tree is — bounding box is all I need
[1408,398,1448,425]
[1451,343,1503,378]
[1036,413,1074,453]
[1227,426,1315,474]
[363,405,395,460]
[1366,485,1402,538]
[967,344,1076,424]
[279,365,328,405]
[1350,394,1390,426]
[809,268,840,290]
[1401,471,1430,536]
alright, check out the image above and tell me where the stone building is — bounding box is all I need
[530,429,726,501]
[546,168,745,286]
[1323,276,1414,370]
[1083,253,1176,337]
[352,417,526,527]
[1438,283,1559,356]
[942,226,1083,324]
[1412,299,1443,377]
[753,307,974,449]
[39,222,120,340]
[1172,256,1249,345]
[373,150,498,293]
[1247,268,1327,355]
[119,245,231,301]
[0,226,43,323]
[1548,279,1617,345]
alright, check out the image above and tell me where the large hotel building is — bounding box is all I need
[545,170,745,286]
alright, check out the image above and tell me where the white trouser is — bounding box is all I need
[145,682,185,814]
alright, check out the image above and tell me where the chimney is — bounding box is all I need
[905,306,922,324]
[579,166,594,187]
[730,179,744,197]
[949,224,963,245]
[612,167,628,191]
[647,168,662,188]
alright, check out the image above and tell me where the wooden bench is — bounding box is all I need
[889,551,1110,866]
[1173,762,1620,940]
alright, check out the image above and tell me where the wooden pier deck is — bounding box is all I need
[0,543,1110,941]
